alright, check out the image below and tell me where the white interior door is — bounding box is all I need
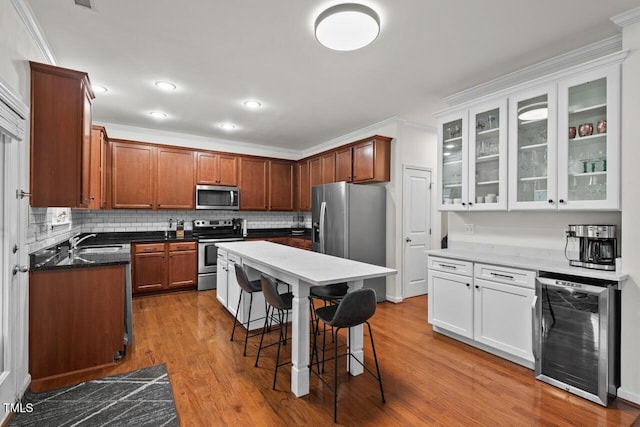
[0,90,29,420]
[403,166,431,298]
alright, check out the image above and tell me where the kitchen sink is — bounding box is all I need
[76,245,125,254]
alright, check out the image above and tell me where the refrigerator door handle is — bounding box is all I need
[319,201,327,254]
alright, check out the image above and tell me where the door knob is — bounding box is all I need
[12,265,29,275]
[405,237,412,242]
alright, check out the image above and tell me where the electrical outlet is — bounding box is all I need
[464,224,475,234]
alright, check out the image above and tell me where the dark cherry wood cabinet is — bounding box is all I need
[352,136,391,183]
[269,160,294,211]
[132,243,167,293]
[168,242,198,288]
[132,241,198,295]
[296,161,311,211]
[29,265,125,387]
[88,125,107,209]
[157,147,195,209]
[335,146,353,182]
[321,152,336,184]
[111,141,156,209]
[197,152,238,186]
[29,61,95,207]
[239,157,269,210]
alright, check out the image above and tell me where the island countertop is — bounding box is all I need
[216,240,396,286]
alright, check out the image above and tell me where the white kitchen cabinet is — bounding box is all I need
[437,111,468,211]
[473,264,535,363]
[216,249,228,306]
[427,256,535,367]
[227,253,242,317]
[437,100,508,211]
[508,83,558,210]
[427,257,474,338]
[557,64,620,210]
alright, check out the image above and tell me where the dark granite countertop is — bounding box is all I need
[246,228,311,239]
[79,231,198,245]
[30,246,130,271]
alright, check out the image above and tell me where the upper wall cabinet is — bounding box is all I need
[508,64,620,211]
[437,100,507,211]
[437,56,622,212]
[239,157,269,210]
[29,62,95,207]
[196,152,238,186]
[508,84,558,210]
[557,65,620,210]
[352,136,391,183]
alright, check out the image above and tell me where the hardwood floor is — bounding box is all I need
[36,291,640,426]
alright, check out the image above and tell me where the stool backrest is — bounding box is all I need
[261,275,288,310]
[328,288,376,328]
[234,263,254,293]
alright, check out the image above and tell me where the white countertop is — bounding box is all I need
[427,248,627,282]
[217,240,397,286]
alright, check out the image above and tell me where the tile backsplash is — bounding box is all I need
[28,208,311,253]
[77,210,312,234]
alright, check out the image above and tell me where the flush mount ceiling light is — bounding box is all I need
[243,100,262,109]
[518,102,548,121]
[149,111,167,119]
[92,84,107,93]
[155,81,177,91]
[220,123,236,130]
[315,3,380,51]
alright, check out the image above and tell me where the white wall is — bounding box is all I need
[619,17,640,405]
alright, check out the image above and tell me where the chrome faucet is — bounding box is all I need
[70,233,97,250]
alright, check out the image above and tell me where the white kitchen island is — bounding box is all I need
[215,240,397,397]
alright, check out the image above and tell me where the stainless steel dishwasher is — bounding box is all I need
[534,273,620,406]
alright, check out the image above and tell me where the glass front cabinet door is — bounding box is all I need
[556,65,620,210]
[468,100,507,210]
[438,112,468,211]
[508,84,558,210]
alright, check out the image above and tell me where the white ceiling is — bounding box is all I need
[25,0,639,151]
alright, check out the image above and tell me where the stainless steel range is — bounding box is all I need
[193,219,243,290]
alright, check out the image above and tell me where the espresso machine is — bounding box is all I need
[567,225,617,271]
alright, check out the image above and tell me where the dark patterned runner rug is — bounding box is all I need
[8,364,179,426]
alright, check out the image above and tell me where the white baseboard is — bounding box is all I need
[385,295,403,303]
[617,387,640,405]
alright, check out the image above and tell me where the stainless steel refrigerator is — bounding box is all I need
[312,182,386,301]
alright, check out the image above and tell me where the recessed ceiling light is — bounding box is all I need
[149,111,167,119]
[243,100,262,109]
[220,123,236,130]
[315,3,380,51]
[155,81,177,91]
[92,84,107,93]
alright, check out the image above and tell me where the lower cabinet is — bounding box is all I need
[216,249,229,306]
[29,265,125,388]
[132,241,197,295]
[428,256,535,367]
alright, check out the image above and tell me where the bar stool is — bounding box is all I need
[255,275,293,390]
[230,263,263,356]
[312,288,385,423]
[309,283,348,372]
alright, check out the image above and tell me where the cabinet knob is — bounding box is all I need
[466,283,470,287]
[475,285,479,289]
[548,199,554,204]
[462,202,466,206]
[468,202,473,206]
[559,199,565,204]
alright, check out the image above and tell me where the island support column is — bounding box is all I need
[291,278,311,397]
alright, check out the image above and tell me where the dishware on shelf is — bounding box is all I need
[569,127,577,139]
[476,196,484,203]
[485,193,496,203]
[487,115,496,129]
[453,198,462,204]
[578,123,594,137]
[443,198,453,204]
[597,120,607,134]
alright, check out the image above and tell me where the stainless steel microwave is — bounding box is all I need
[195,185,240,210]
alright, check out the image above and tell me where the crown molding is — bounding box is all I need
[443,35,622,107]
[11,0,57,65]
[397,118,437,133]
[611,7,640,29]
[0,76,28,120]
